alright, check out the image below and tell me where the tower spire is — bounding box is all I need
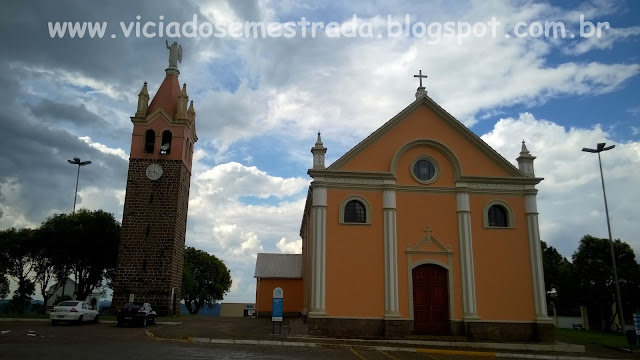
[311,132,327,170]
[135,81,149,117]
[516,140,536,177]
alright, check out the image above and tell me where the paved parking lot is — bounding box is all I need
[0,320,492,360]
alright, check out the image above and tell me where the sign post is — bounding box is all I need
[627,313,640,352]
[272,287,283,335]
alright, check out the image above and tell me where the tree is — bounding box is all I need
[541,241,577,315]
[182,247,231,314]
[0,228,36,314]
[38,209,121,300]
[0,242,9,299]
[572,235,640,330]
[541,241,563,295]
[0,276,9,299]
[31,229,67,313]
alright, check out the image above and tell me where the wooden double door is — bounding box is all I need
[412,264,450,334]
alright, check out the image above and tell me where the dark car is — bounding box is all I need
[116,302,157,327]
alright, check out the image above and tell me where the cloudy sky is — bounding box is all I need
[1,0,639,303]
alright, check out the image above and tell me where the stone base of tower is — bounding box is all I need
[112,159,191,317]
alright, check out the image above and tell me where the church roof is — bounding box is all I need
[254,253,302,279]
[147,73,181,117]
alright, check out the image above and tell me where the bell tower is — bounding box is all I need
[112,41,197,315]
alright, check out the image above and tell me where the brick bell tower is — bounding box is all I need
[112,41,197,315]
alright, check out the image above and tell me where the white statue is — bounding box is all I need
[166,40,182,69]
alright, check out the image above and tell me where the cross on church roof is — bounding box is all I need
[424,226,432,238]
[414,70,428,88]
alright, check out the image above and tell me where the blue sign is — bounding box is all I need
[272,298,283,321]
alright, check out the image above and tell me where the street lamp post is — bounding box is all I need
[582,142,624,331]
[67,157,92,213]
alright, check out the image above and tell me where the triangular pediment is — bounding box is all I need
[131,108,194,130]
[407,226,452,254]
[328,95,525,179]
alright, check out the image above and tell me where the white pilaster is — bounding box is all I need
[310,187,327,316]
[456,192,480,320]
[525,195,551,321]
[383,190,400,318]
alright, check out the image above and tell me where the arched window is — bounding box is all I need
[488,205,508,227]
[144,130,155,153]
[160,130,172,154]
[344,200,366,223]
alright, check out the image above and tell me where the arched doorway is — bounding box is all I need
[412,264,450,334]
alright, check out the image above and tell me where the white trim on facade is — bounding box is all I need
[383,190,400,318]
[456,192,481,320]
[310,187,327,317]
[525,194,552,322]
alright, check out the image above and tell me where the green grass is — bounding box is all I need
[556,328,632,349]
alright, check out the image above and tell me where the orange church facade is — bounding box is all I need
[300,87,553,341]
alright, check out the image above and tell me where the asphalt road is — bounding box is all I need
[0,321,483,360]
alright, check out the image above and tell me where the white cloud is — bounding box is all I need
[11,63,125,100]
[195,162,308,199]
[0,178,41,229]
[185,161,308,301]
[481,112,640,260]
[75,186,126,219]
[79,136,129,161]
[181,1,640,157]
[566,26,640,55]
[276,237,302,253]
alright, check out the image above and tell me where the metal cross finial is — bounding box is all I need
[414,70,428,88]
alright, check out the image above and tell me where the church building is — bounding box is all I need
[299,75,553,342]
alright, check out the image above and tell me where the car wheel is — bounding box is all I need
[51,320,58,326]
[141,318,147,327]
[93,314,100,324]
[76,315,83,325]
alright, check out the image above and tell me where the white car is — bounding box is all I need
[50,300,100,325]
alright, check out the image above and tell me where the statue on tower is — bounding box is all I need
[166,40,183,70]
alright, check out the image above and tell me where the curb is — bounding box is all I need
[145,331,604,359]
[286,336,585,353]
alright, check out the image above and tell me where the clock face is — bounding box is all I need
[146,163,163,180]
[314,155,322,165]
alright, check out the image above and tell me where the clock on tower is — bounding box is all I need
[112,42,197,316]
